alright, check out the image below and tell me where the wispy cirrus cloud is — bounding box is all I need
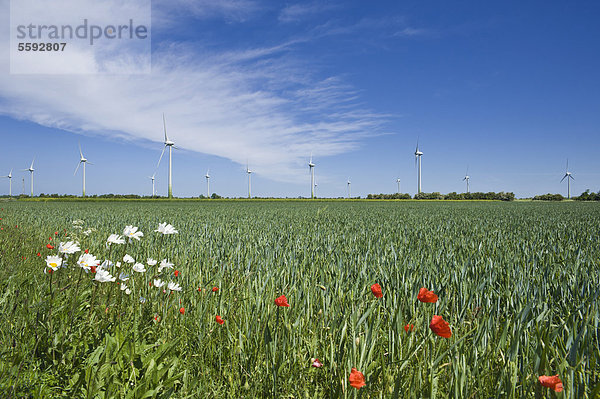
[154,0,260,23]
[278,2,338,23]
[0,0,387,183]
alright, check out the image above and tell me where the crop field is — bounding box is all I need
[0,200,598,398]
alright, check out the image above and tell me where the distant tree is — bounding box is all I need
[532,193,565,201]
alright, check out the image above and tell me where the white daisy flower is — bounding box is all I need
[116,261,122,268]
[58,241,80,255]
[77,253,101,271]
[120,283,131,295]
[106,234,125,246]
[147,258,157,266]
[123,225,144,241]
[158,259,174,272]
[153,279,165,288]
[100,260,113,270]
[132,263,146,273]
[155,222,178,235]
[168,282,182,292]
[45,255,62,271]
[123,254,135,264]
[94,269,116,283]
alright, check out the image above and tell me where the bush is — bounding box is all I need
[574,190,600,201]
[533,193,565,201]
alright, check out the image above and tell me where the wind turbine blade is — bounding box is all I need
[74,161,81,176]
[566,159,569,172]
[30,158,35,169]
[570,175,575,180]
[79,142,83,159]
[163,113,168,142]
[560,174,567,182]
[86,161,94,165]
[156,145,167,169]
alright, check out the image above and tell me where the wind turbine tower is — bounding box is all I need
[157,114,176,198]
[347,178,351,199]
[74,143,92,197]
[1,169,12,197]
[246,162,252,198]
[561,160,575,199]
[149,173,156,197]
[205,169,210,198]
[309,154,315,199]
[396,178,401,194]
[415,141,423,194]
[22,158,35,197]
[463,167,470,193]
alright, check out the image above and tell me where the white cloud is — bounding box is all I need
[278,3,336,23]
[0,0,386,182]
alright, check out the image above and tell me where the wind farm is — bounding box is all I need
[1,2,599,398]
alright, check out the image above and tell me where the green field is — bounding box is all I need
[0,200,598,398]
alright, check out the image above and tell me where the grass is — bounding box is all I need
[0,200,598,398]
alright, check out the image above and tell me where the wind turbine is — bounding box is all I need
[561,159,574,199]
[22,158,35,197]
[246,161,252,198]
[415,140,423,194]
[314,176,318,198]
[1,169,12,197]
[463,167,470,193]
[74,143,92,197]
[205,169,210,198]
[347,177,351,199]
[148,173,156,197]
[396,178,401,194]
[309,153,315,199]
[156,114,176,198]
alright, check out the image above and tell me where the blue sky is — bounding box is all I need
[1,0,599,198]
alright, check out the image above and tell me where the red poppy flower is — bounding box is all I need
[174,270,180,277]
[48,237,52,241]
[274,295,290,307]
[36,252,41,257]
[46,244,54,250]
[179,307,185,315]
[48,268,53,274]
[418,287,438,303]
[429,315,452,338]
[349,368,366,389]
[212,286,219,292]
[54,231,59,235]
[312,358,323,368]
[90,266,97,274]
[149,281,153,287]
[404,324,414,332]
[84,249,89,254]
[370,283,383,298]
[538,375,563,392]
[216,315,225,324]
